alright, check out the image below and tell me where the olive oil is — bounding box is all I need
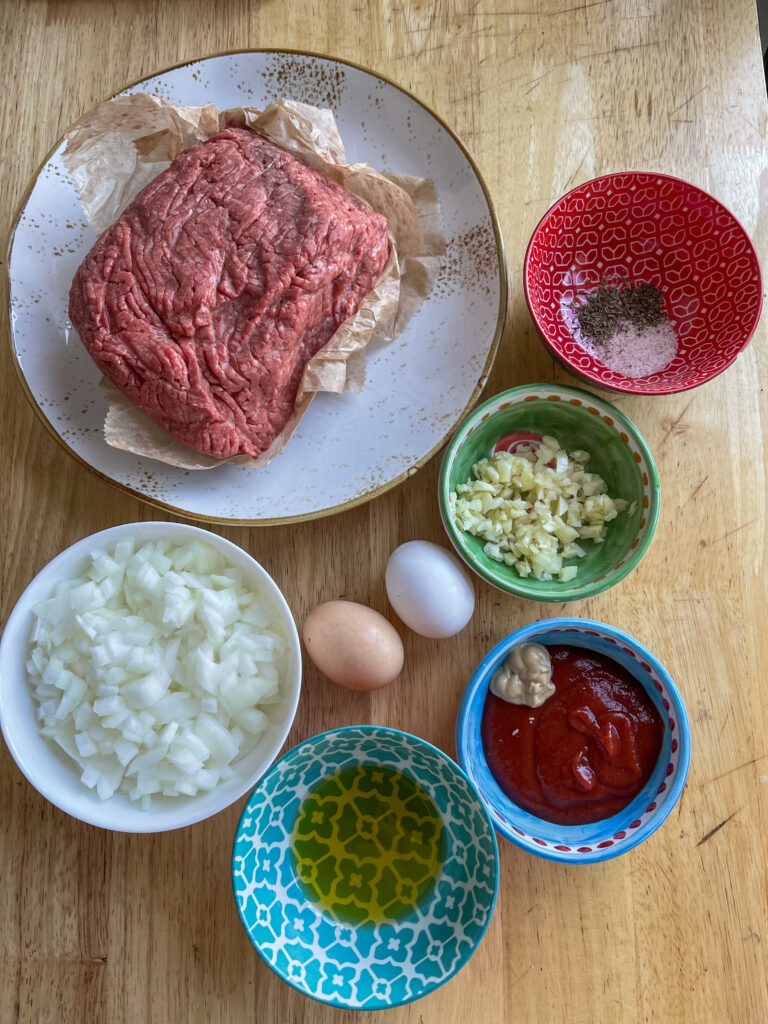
[291,764,443,925]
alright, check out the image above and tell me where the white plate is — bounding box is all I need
[8,50,506,524]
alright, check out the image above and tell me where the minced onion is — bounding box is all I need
[449,436,631,581]
[26,538,287,808]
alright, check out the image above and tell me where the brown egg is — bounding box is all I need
[302,600,404,691]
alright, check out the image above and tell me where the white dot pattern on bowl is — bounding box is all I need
[474,625,683,858]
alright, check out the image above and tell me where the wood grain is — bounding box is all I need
[2,1,767,1021]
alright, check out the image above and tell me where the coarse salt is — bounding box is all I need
[561,299,678,378]
[586,322,678,378]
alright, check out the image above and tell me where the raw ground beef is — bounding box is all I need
[68,126,389,460]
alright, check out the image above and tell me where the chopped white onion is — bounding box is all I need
[26,538,287,808]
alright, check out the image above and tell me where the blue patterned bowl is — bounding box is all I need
[232,725,499,1009]
[456,619,691,864]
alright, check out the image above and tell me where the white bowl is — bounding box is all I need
[0,522,302,832]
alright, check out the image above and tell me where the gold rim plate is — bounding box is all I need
[6,49,507,526]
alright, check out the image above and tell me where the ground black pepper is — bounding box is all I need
[570,279,668,346]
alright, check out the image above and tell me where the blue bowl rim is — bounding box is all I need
[231,723,500,1010]
[437,382,661,603]
[455,618,691,865]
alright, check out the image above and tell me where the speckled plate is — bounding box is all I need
[7,50,506,525]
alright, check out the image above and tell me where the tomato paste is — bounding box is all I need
[481,644,664,825]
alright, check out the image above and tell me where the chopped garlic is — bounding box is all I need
[450,436,628,581]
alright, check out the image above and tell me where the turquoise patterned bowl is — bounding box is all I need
[438,383,660,602]
[232,726,499,1009]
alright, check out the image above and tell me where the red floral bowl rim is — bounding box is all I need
[523,171,764,396]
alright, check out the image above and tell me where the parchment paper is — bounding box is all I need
[63,94,443,468]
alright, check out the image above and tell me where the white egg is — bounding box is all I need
[385,541,475,639]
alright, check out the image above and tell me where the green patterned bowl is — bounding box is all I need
[232,726,498,1009]
[438,384,660,602]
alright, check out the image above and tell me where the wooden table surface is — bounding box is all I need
[2,2,767,1022]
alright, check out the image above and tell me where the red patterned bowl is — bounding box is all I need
[524,172,763,395]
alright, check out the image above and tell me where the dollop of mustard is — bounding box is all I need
[489,642,554,708]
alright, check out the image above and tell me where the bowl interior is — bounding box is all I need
[232,726,498,1010]
[525,172,763,394]
[0,522,301,833]
[440,386,658,601]
[456,620,691,864]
